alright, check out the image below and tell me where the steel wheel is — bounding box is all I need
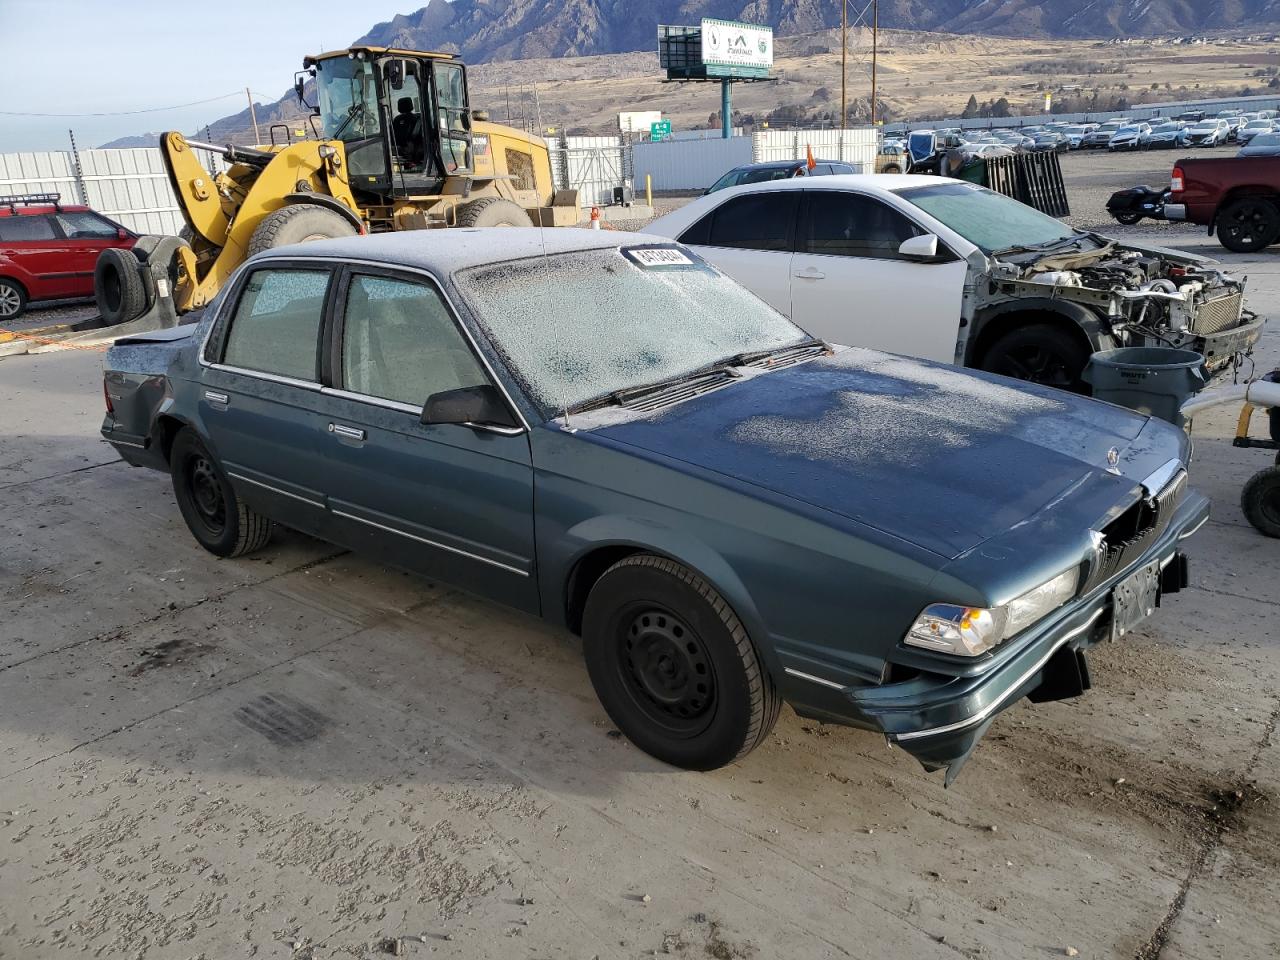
[616,604,716,737]
[186,454,227,537]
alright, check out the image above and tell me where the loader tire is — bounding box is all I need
[95,247,147,326]
[455,198,534,228]
[246,205,357,258]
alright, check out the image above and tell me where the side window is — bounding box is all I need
[54,211,119,239]
[800,192,924,260]
[706,193,797,252]
[341,274,489,407]
[222,269,330,381]
[0,215,56,242]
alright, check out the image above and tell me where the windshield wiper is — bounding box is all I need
[992,233,1087,258]
[332,101,365,140]
[726,338,827,367]
[569,363,740,414]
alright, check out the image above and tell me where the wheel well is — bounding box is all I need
[154,415,186,463]
[0,275,28,297]
[564,544,646,635]
[969,309,1094,367]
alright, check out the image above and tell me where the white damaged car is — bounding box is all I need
[645,176,1262,391]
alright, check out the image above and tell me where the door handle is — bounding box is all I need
[204,390,229,406]
[794,268,826,280]
[328,423,366,441]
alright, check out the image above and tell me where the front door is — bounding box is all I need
[51,210,129,298]
[789,190,968,362]
[316,268,538,612]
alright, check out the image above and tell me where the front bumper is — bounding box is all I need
[814,486,1208,784]
[1198,313,1266,372]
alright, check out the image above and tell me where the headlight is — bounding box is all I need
[904,568,1080,658]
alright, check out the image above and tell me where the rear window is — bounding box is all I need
[0,215,56,242]
[222,268,330,381]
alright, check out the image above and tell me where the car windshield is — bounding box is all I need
[1115,126,1140,135]
[1063,126,1085,135]
[1192,123,1217,132]
[1247,120,1272,129]
[1250,133,1280,146]
[455,247,810,416]
[1154,123,1181,133]
[896,181,1077,255]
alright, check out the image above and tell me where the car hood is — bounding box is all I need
[574,348,1159,560]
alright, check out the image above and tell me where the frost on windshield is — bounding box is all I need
[456,249,807,416]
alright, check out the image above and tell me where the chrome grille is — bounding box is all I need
[1082,468,1187,594]
[1191,292,1244,335]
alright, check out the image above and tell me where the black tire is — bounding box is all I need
[0,277,27,322]
[1113,211,1144,226]
[1217,197,1280,253]
[170,428,273,558]
[455,197,534,228]
[94,247,147,326]
[246,205,358,258]
[1241,466,1280,538]
[979,322,1091,393]
[582,554,780,770]
[882,164,903,175]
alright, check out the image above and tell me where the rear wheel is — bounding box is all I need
[1217,198,1280,253]
[582,555,779,770]
[1242,467,1280,538]
[455,197,534,228]
[170,428,273,558]
[95,248,146,325]
[980,322,1090,393]
[0,278,27,321]
[1113,211,1143,226]
[246,205,358,257]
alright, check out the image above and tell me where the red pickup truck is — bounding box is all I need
[1167,157,1280,253]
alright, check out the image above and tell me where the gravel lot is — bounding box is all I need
[1,147,1277,960]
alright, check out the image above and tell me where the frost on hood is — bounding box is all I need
[730,347,1070,466]
[456,249,808,416]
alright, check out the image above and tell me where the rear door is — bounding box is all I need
[313,267,539,612]
[788,189,967,360]
[677,190,799,317]
[0,214,66,299]
[198,264,338,536]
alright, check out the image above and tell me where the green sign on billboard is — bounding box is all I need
[651,120,673,139]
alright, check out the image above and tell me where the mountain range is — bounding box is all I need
[358,0,1280,62]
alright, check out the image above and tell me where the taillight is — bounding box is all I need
[1171,167,1184,194]
[103,379,114,415]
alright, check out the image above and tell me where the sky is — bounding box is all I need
[0,0,421,151]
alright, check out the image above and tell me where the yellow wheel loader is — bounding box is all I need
[94,46,579,326]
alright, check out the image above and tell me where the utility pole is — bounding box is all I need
[245,88,261,144]
[840,0,847,129]
[871,0,879,126]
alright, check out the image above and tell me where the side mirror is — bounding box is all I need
[421,384,519,430]
[899,234,940,261]
[471,109,490,122]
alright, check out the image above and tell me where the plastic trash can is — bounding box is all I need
[1082,347,1208,427]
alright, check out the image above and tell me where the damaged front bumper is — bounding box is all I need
[835,487,1208,784]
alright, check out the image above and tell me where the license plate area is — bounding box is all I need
[1111,559,1162,640]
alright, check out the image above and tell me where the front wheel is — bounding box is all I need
[246,205,358,257]
[1217,197,1280,253]
[170,428,273,557]
[979,322,1090,394]
[1113,211,1143,226]
[582,554,780,770]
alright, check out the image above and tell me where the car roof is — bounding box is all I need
[258,227,662,276]
[730,159,845,171]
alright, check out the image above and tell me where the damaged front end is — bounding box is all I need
[984,241,1264,373]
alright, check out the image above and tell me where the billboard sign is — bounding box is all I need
[700,19,773,76]
[619,110,663,133]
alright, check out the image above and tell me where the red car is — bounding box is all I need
[0,194,136,321]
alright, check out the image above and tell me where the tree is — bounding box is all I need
[961,94,980,119]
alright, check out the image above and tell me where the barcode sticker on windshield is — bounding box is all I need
[628,247,694,268]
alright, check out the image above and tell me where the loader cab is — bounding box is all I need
[305,47,473,200]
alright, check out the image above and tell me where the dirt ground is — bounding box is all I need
[1,153,1278,960]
